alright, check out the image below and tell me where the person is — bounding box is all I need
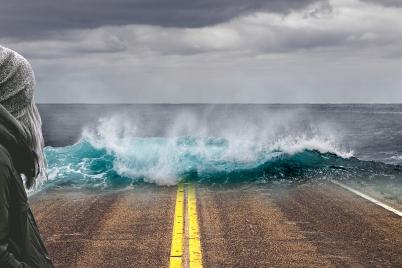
[0,46,53,267]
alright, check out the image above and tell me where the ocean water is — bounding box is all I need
[37,104,402,190]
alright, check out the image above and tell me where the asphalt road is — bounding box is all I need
[30,182,402,267]
[30,186,176,268]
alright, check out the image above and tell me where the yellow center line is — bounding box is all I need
[169,182,203,268]
[187,183,203,268]
[170,183,184,268]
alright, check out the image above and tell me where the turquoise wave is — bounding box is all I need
[42,136,402,190]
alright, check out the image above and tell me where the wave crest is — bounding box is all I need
[40,115,402,190]
[43,117,358,188]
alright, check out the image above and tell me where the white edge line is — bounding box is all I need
[330,180,402,217]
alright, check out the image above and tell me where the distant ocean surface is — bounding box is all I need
[36,104,402,189]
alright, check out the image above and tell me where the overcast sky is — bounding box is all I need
[1,0,401,103]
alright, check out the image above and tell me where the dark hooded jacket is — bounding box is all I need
[0,104,53,268]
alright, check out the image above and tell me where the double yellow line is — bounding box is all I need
[169,183,203,268]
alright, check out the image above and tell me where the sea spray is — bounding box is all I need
[38,115,372,190]
[35,109,402,192]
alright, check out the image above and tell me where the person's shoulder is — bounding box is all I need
[0,144,12,173]
[0,145,12,192]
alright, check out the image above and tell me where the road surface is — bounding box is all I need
[30,182,402,267]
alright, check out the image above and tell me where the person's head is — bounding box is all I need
[0,45,46,189]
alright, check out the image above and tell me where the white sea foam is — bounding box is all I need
[76,111,353,185]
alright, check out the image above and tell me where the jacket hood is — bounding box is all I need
[0,103,38,188]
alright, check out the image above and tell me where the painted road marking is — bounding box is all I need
[169,183,203,268]
[188,184,203,268]
[331,180,402,217]
[170,183,185,268]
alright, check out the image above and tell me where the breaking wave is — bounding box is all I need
[40,117,402,190]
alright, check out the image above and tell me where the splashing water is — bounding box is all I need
[40,115,401,191]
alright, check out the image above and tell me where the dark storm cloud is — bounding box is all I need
[2,0,402,103]
[0,0,322,39]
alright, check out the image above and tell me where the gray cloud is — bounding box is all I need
[1,0,401,103]
[0,0,322,39]
[362,0,402,7]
